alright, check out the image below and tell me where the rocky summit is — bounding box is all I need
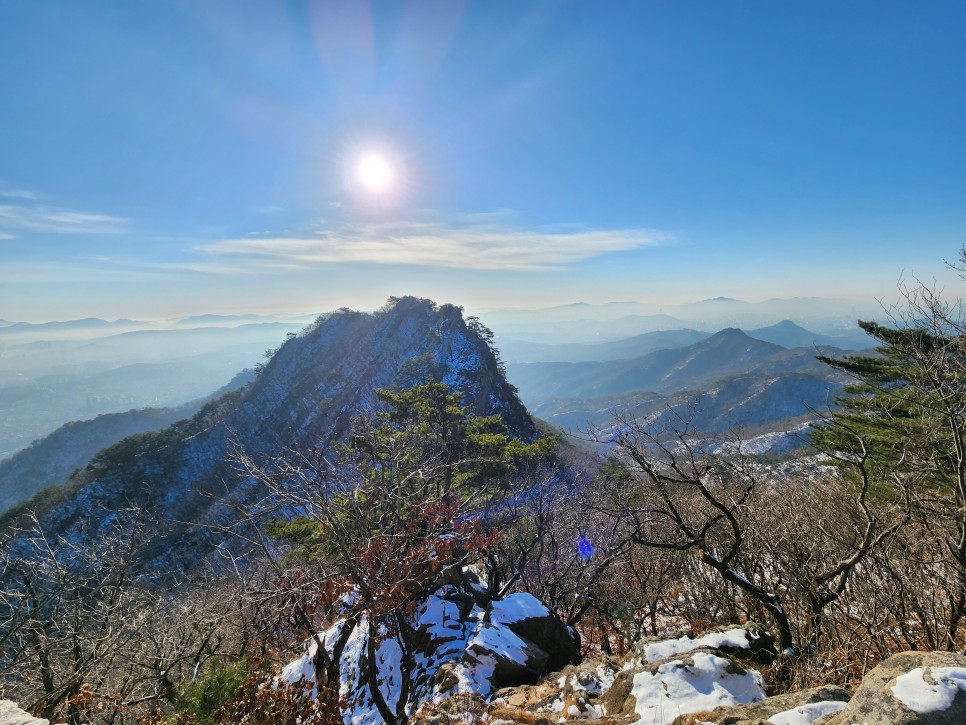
[2,298,535,574]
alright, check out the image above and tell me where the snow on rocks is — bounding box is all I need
[821,650,966,725]
[280,568,579,724]
[489,593,551,625]
[892,667,966,715]
[284,609,966,725]
[457,622,547,697]
[636,623,775,664]
[683,684,851,725]
[767,699,847,724]
[600,648,766,725]
[631,651,765,723]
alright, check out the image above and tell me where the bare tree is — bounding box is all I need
[593,408,909,659]
[0,510,246,724]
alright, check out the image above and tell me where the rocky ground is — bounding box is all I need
[277,567,966,725]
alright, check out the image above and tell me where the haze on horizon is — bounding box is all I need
[2,1,965,322]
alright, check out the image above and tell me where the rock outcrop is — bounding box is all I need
[674,684,850,724]
[0,700,48,725]
[281,568,580,725]
[288,611,965,725]
[820,650,966,725]
[5,298,536,575]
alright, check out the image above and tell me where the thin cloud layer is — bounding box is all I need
[198,221,668,271]
[0,203,129,235]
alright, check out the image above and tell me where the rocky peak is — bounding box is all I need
[5,298,536,573]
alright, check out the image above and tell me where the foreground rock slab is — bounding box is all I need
[821,651,966,725]
[600,647,766,724]
[672,684,849,724]
[0,701,48,725]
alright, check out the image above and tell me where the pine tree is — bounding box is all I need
[811,290,966,648]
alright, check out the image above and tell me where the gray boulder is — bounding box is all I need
[821,651,966,725]
[0,701,48,725]
[487,595,582,673]
[670,684,849,724]
[462,622,551,688]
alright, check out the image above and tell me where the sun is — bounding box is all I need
[356,153,393,193]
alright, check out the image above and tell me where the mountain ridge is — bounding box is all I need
[3,298,536,574]
[507,328,792,400]
[0,370,256,514]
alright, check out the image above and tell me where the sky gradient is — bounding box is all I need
[2,0,965,321]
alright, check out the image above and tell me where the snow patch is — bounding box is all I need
[891,666,966,714]
[280,638,318,693]
[375,632,404,716]
[767,700,847,725]
[489,593,550,625]
[457,623,532,698]
[641,627,753,663]
[630,651,766,724]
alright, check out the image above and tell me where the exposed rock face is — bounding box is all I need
[673,684,850,724]
[821,651,966,725]
[0,700,48,725]
[490,656,623,718]
[280,569,580,724]
[7,298,535,573]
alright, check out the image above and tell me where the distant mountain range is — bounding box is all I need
[0,317,144,334]
[507,328,848,400]
[480,296,882,344]
[532,372,838,440]
[745,320,871,349]
[499,329,710,363]
[172,313,316,327]
[506,327,854,455]
[498,320,871,364]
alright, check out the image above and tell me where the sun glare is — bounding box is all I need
[357,153,393,193]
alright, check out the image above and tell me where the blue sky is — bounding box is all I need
[1,0,964,321]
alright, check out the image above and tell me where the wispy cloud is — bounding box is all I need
[0,232,16,240]
[0,189,40,201]
[198,220,669,271]
[0,203,129,235]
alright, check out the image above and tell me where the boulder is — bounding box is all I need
[635,622,776,665]
[0,701,48,725]
[670,684,849,724]
[463,622,550,688]
[821,651,966,725]
[487,593,582,672]
[281,578,581,720]
[598,647,767,723]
